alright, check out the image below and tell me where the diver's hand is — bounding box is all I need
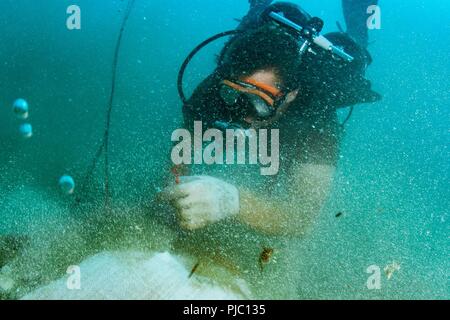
[160,176,240,231]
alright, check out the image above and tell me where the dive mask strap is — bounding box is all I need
[221,79,283,108]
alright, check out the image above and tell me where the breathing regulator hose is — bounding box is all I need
[177,30,242,104]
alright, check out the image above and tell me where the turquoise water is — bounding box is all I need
[0,0,448,299]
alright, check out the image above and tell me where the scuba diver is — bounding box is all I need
[161,1,381,236]
[158,1,383,299]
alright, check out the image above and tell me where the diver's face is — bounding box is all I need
[240,69,298,126]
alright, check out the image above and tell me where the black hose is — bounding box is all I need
[341,106,354,127]
[177,30,241,104]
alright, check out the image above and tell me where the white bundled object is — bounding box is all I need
[22,251,249,300]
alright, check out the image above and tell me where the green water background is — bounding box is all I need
[0,0,448,299]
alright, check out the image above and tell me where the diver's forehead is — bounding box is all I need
[241,69,282,89]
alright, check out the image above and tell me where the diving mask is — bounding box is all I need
[219,78,287,119]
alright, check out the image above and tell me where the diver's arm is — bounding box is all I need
[342,0,379,48]
[160,163,335,236]
[237,164,336,237]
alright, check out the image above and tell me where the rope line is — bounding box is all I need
[75,0,136,213]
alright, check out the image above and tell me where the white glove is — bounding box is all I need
[160,176,240,231]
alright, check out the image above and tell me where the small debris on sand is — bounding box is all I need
[384,261,401,280]
[188,261,200,279]
[259,248,274,272]
[0,235,29,268]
